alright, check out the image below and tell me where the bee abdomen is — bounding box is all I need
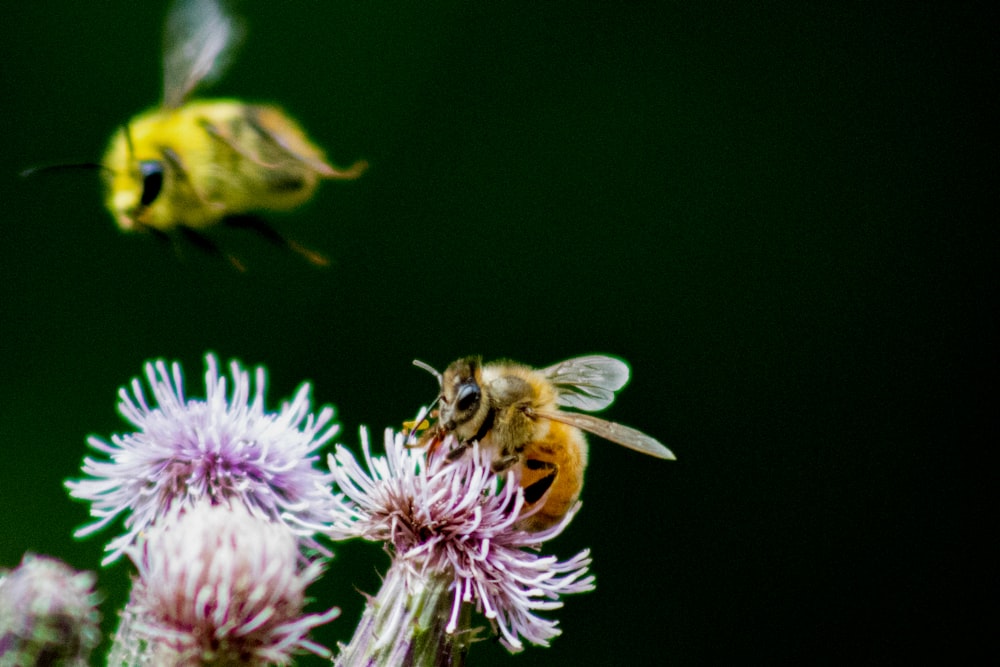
[522,459,557,505]
[263,173,306,192]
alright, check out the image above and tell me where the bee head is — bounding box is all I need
[104,124,167,233]
[439,357,490,441]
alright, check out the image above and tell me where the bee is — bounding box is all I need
[100,0,366,264]
[412,355,675,531]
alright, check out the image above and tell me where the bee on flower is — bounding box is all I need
[312,426,596,662]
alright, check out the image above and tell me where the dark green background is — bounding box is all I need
[1,2,986,664]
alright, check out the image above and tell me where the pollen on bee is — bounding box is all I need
[402,419,431,432]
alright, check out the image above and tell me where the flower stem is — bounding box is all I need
[335,557,475,667]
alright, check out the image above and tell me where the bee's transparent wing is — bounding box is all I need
[542,355,631,412]
[536,409,675,460]
[162,0,245,108]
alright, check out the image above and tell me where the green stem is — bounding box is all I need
[335,558,475,667]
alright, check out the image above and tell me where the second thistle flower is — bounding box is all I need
[66,354,341,564]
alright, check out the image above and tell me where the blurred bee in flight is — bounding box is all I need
[409,355,676,531]
[34,0,366,268]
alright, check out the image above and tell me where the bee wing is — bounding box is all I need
[536,409,676,460]
[542,355,631,412]
[162,0,245,108]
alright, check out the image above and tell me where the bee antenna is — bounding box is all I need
[20,163,111,178]
[121,123,136,162]
[403,396,441,445]
[412,359,443,387]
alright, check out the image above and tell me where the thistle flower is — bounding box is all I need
[317,427,595,664]
[0,554,101,667]
[66,353,339,564]
[110,500,338,666]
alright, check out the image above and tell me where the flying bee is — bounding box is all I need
[82,0,365,265]
[411,355,676,531]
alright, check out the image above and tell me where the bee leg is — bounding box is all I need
[177,225,246,272]
[136,220,171,244]
[137,221,186,263]
[521,460,558,505]
[223,214,330,267]
[445,439,473,462]
[490,454,521,474]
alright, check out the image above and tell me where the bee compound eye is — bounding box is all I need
[138,160,165,207]
[456,383,481,413]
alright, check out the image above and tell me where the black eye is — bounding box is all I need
[139,160,164,207]
[456,383,481,413]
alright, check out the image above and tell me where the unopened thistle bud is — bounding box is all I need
[0,554,101,667]
[109,501,338,666]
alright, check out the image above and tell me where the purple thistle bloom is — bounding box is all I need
[66,354,339,565]
[112,501,338,665]
[322,427,595,659]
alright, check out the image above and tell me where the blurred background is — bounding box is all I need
[1,1,987,664]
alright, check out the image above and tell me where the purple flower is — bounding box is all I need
[113,501,338,665]
[322,427,595,659]
[66,354,339,564]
